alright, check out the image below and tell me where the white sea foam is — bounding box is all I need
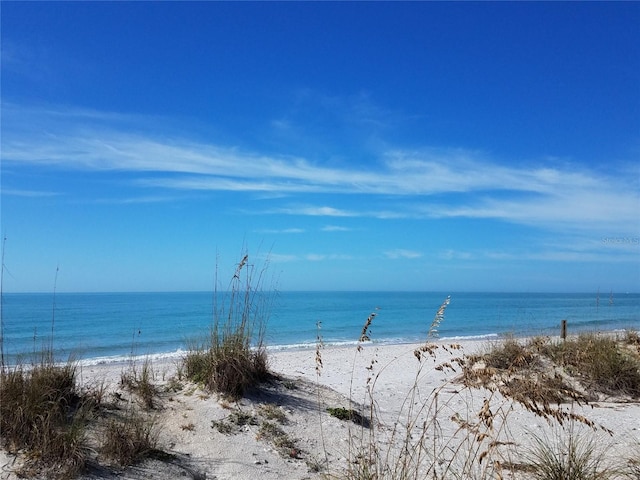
[440,333,499,341]
[77,349,187,367]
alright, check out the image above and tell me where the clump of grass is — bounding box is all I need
[460,336,619,433]
[211,410,258,434]
[257,421,300,458]
[282,379,298,390]
[482,335,537,370]
[524,423,614,480]
[258,403,287,423]
[624,329,640,347]
[624,447,640,480]
[183,252,275,399]
[0,358,95,479]
[463,336,584,408]
[101,407,159,467]
[121,356,158,409]
[542,333,640,398]
[327,407,370,427]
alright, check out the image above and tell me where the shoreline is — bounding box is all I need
[3,326,634,369]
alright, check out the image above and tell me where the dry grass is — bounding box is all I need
[524,424,615,480]
[101,407,159,467]
[120,356,158,409]
[0,355,169,478]
[0,358,95,479]
[256,421,300,458]
[462,332,640,409]
[463,336,589,415]
[624,442,640,479]
[183,253,275,399]
[257,403,287,423]
[327,296,515,480]
[211,410,258,434]
[540,333,640,398]
[319,301,640,480]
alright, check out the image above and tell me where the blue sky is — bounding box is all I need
[1,2,639,293]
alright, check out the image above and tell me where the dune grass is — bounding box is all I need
[0,356,93,479]
[183,253,275,399]
[0,352,166,478]
[121,356,158,409]
[319,296,514,479]
[463,332,640,428]
[101,406,160,467]
[525,424,615,480]
[540,333,640,398]
[316,301,640,479]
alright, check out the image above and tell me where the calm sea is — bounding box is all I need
[1,292,638,365]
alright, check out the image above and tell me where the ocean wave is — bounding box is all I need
[77,349,187,367]
[264,333,503,351]
[440,333,499,341]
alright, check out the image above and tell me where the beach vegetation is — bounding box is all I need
[538,333,640,398]
[257,403,288,423]
[100,407,160,467]
[0,355,97,479]
[623,442,640,479]
[211,410,258,434]
[120,356,158,409]
[257,420,300,458]
[332,296,511,479]
[327,406,369,427]
[463,336,587,407]
[320,299,640,480]
[624,329,640,347]
[183,252,276,399]
[180,422,196,431]
[524,424,614,480]
[462,332,640,414]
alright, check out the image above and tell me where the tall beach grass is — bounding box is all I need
[183,251,277,399]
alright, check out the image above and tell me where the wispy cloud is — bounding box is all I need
[321,225,352,232]
[272,206,356,217]
[438,249,473,260]
[1,188,60,197]
[3,104,638,235]
[384,249,423,259]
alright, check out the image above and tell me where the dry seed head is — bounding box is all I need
[359,312,376,343]
[233,254,249,279]
[479,398,494,430]
[427,295,450,340]
[434,361,456,372]
[315,321,323,375]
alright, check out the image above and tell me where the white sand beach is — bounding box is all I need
[2,338,639,479]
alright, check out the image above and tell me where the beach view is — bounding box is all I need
[1,2,639,479]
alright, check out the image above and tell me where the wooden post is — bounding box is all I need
[561,319,567,340]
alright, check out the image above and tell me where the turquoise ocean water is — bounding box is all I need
[1,292,638,365]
